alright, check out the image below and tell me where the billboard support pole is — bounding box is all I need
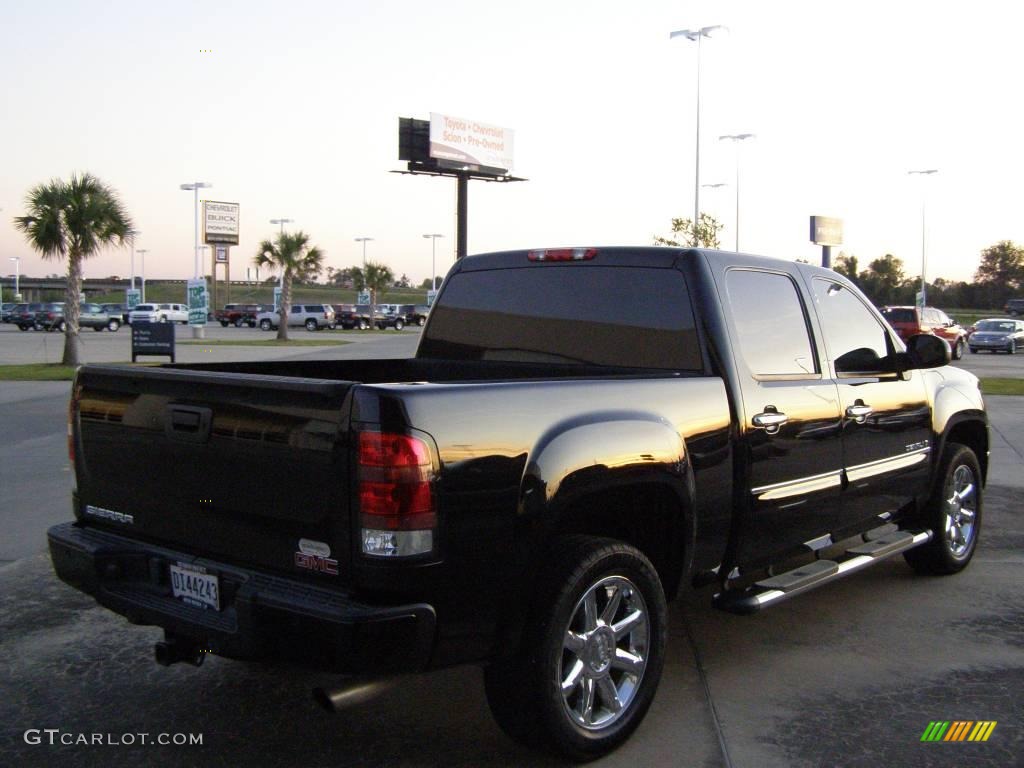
[821,245,832,270]
[457,175,468,260]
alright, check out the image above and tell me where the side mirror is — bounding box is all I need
[899,333,951,371]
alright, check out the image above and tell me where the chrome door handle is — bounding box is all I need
[752,409,789,435]
[846,403,873,423]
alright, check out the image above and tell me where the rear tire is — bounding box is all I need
[484,536,667,761]
[234,318,245,328]
[305,319,318,332]
[953,339,965,360]
[259,319,272,331]
[904,442,982,575]
[108,319,120,332]
[394,319,404,331]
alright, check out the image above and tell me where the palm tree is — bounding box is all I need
[254,230,325,340]
[362,261,395,308]
[14,174,133,365]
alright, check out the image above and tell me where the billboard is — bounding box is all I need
[809,215,843,246]
[203,201,240,245]
[429,113,514,173]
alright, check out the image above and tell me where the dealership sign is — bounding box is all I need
[203,201,240,245]
[809,215,843,246]
[429,113,514,173]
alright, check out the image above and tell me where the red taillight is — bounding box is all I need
[528,248,598,262]
[358,432,436,556]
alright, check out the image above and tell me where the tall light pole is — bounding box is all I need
[128,229,140,291]
[908,169,938,308]
[670,25,725,245]
[354,237,373,270]
[269,218,294,300]
[9,257,20,300]
[422,234,444,292]
[719,133,755,252]
[180,181,212,338]
[136,249,148,302]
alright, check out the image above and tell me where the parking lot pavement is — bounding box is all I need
[0,323,419,366]
[0,339,1020,767]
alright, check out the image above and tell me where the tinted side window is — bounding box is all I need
[726,270,816,377]
[812,279,892,373]
[420,266,701,370]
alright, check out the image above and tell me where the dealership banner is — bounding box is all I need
[429,113,514,173]
[203,201,240,245]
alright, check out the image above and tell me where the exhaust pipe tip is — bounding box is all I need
[313,678,396,712]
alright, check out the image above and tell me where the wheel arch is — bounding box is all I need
[937,414,989,487]
[521,412,696,601]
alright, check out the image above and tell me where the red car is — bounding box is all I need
[880,306,968,360]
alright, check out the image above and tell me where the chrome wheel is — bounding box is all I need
[944,464,977,558]
[558,575,649,731]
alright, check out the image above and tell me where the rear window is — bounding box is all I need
[419,266,701,370]
[881,308,916,323]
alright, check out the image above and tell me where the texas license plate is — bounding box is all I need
[169,563,220,611]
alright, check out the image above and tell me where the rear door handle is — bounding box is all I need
[752,408,788,435]
[846,402,874,424]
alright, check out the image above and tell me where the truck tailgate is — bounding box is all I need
[71,365,355,581]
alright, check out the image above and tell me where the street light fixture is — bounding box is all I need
[670,24,726,244]
[907,169,939,308]
[719,133,756,251]
[422,234,444,292]
[136,249,148,302]
[180,181,212,338]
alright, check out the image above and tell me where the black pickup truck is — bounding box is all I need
[49,247,987,760]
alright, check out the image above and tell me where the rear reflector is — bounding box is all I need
[527,248,598,262]
[358,431,436,557]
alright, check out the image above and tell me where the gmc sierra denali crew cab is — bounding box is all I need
[49,247,988,760]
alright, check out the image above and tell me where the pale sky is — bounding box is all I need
[2,0,1022,287]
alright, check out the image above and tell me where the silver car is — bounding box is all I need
[256,304,335,331]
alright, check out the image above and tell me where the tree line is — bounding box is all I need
[657,214,1024,310]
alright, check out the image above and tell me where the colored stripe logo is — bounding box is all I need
[921,721,997,742]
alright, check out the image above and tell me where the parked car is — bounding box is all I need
[51,246,986,761]
[398,304,430,327]
[99,303,129,325]
[255,303,335,331]
[1,302,16,323]
[967,317,1024,354]
[879,305,968,359]
[373,305,405,330]
[332,304,373,330]
[215,303,264,327]
[13,302,45,330]
[1004,298,1024,316]
[35,302,122,332]
[128,303,189,324]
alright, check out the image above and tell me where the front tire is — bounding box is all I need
[394,319,404,331]
[484,536,667,761]
[904,442,982,575]
[107,319,120,331]
[953,338,965,360]
[305,319,318,332]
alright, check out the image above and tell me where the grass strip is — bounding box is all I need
[979,377,1024,396]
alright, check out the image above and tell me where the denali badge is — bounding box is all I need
[84,505,134,525]
[295,539,338,575]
